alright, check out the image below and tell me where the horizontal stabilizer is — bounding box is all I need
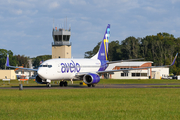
[107,58,144,64]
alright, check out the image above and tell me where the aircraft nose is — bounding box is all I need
[37,68,45,79]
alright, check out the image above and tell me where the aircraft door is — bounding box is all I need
[57,63,61,73]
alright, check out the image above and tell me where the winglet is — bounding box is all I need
[6,54,9,67]
[170,53,178,66]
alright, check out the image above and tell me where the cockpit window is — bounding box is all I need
[39,65,52,68]
[48,65,52,68]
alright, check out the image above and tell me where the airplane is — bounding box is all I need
[6,24,178,87]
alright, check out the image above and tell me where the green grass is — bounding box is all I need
[0,79,45,87]
[0,89,180,120]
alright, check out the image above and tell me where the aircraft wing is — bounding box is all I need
[97,53,178,74]
[6,55,37,72]
[75,72,96,78]
[7,65,37,72]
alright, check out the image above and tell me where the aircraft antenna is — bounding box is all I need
[64,18,65,30]
[66,16,67,30]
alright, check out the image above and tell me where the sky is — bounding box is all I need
[0,0,180,58]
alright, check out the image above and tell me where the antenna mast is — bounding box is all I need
[53,18,54,28]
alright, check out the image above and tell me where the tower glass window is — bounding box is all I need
[67,35,70,41]
[59,35,62,41]
[54,35,58,41]
[63,35,66,41]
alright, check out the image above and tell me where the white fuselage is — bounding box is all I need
[37,58,101,80]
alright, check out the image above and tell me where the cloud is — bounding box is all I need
[173,17,180,26]
[69,0,87,5]
[0,15,3,20]
[92,0,140,13]
[144,6,166,13]
[48,2,60,9]
[26,10,38,16]
[80,17,89,21]
[7,0,35,8]
[171,0,180,4]
[10,9,23,15]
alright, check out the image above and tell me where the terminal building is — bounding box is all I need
[105,61,169,79]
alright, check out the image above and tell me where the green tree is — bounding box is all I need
[0,49,17,69]
[14,55,29,67]
[108,40,121,61]
[32,55,52,68]
[84,42,101,58]
[120,36,140,59]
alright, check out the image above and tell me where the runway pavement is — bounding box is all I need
[1,83,180,89]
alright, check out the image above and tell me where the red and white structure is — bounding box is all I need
[106,61,169,79]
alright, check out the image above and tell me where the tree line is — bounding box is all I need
[84,32,180,75]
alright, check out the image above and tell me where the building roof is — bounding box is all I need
[106,61,153,71]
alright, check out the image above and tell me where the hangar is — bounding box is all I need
[105,61,169,79]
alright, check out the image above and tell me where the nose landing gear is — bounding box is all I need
[46,83,51,87]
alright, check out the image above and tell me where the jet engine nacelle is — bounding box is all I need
[35,75,47,84]
[83,73,100,84]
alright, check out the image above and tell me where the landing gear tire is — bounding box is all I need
[87,84,95,87]
[64,81,68,87]
[46,83,51,87]
[60,81,64,87]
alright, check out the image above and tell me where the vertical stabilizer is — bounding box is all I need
[170,53,178,66]
[6,54,9,66]
[91,24,110,60]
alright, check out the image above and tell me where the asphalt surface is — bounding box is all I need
[1,83,180,89]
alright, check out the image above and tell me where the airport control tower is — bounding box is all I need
[52,26,71,59]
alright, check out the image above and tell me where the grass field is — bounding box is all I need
[0,88,180,120]
[1,79,180,120]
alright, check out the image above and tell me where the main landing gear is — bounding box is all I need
[59,81,68,87]
[87,84,95,87]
